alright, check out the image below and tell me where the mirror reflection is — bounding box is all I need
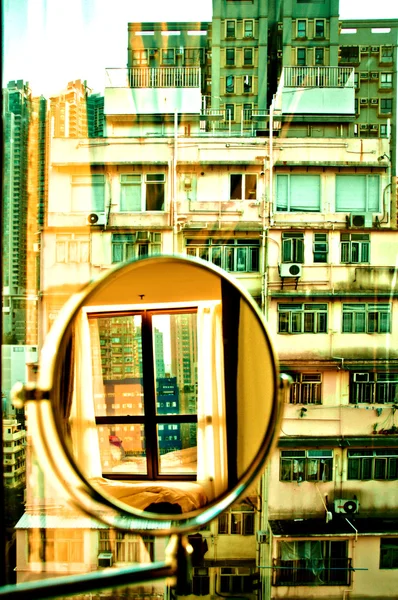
[56,257,277,515]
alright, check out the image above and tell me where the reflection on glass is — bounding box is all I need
[97,424,147,475]
[158,424,198,475]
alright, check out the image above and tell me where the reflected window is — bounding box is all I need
[90,310,198,479]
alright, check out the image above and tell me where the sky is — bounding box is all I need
[2,0,398,96]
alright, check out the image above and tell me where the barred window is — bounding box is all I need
[350,372,398,404]
[289,373,322,404]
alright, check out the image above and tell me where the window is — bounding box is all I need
[230,173,257,200]
[218,510,255,535]
[297,47,306,66]
[71,174,105,212]
[112,232,161,264]
[336,174,380,212]
[342,303,391,334]
[380,98,393,114]
[184,48,203,66]
[315,47,324,65]
[92,310,198,479]
[219,567,253,593]
[380,123,388,137]
[56,234,89,263]
[315,19,325,38]
[226,48,235,66]
[226,20,236,38]
[380,539,398,569]
[192,567,210,595]
[340,233,370,263]
[350,372,398,404]
[243,48,253,66]
[243,103,252,121]
[28,529,84,563]
[278,303,328,334]
[161,49,175,65]
[339,46,360,64]
[380,73,393,88]
[276,174,321,212]
[347,449,398,480]
[120,173,165,212]
[380,46,393,63]
[280,450,333,482]
[275,540,350,586]
[313,233,328,263]
[243,19,254,38]
[226,75,235,93]
[131,50,148,66]
[225,103,235,121]
[243,75,253,93]
[282,233,304,263]
[289,373,322,404]
[98,530,153,563]
[186,238,260,273]
[297,20,307,38]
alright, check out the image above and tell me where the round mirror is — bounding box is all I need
[21,256,281,534]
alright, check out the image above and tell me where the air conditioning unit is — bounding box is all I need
[360,46,369,53]
[87,212,106,226]
[359,98,368,106]
[135,231,151,242]
[359,123,368,130]
[257,531,268,544]
[175,48,184,56]
[149,49,158,57]
[360,71,369,80]
[370,98,379,105]
[334,499,359,515]
[369,124,378,133]
[279,263,302,278]
[98,552,113,568]
[370,46,379,53]
[370,72,379,80]
[349,213,373,228]
[353,372,369,382]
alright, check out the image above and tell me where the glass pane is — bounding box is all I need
[230,174,242,200]
[146,183,164,211]
[303,312,314,333]
[236,247,247,271]
[245,175,257,199]
[97,424,147,474]
[90,315,144,409]
[291,312,302,333]
[121,182,141,211]
[355,312,366,333]
[152,312,198,414]
[158,423,197,475]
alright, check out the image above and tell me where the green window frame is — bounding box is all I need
[278,303,328,334]
[342,303,391,334]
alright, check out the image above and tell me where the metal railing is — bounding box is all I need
[283,66,355,88]
[273,558,352,586]
[106,68,201,88]
[289,382,322,404]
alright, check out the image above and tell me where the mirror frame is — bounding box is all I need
[19,255,283,535]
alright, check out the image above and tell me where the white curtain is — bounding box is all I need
[69,310,102,479]
[196,302,228,500]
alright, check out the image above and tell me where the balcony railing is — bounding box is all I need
[273,558,352,586]
[283,66,355,88]
[106,67,201,89]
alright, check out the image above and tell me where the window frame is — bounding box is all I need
[55,233,90,264]
[380,539,398,569]
[229,173,257,201]
[276,174,321,213]
[161,49,175,66]
[185,238,260,273]
[347,448,398,480]
[282,233,304,263]
[296,19,307,39]
[243,19,254,39]
[314,19,325,38]
[226,48,235,66]
[131,50,148,66]
[342,303,391,334]
[225,103,235,121]
[218,510,255,536]
[297,47,307,66]
[380,98,393,114]
[288,373,322,405]
[349,372,398,405]
[313,233,328,263]
[243,74,253,93]
[243,47,254,66]
[280,449,333,482]
[111,232,161,264]
[226,74,235,94]
[340,233,370,264]
[380,72,393,89]
[226,20,236,39]
[92,308,198,481]
[278,303,328,334]
[315,47,324,65]
[120,173,165,212]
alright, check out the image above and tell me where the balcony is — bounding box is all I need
[104,68,202,116]
[276,67,355,117]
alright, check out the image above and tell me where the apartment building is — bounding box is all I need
[10,0,398,597]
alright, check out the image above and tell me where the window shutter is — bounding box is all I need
[336,175,366,211]
[290,175,320,211]
[276,174,289,211]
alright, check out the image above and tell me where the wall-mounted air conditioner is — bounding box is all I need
[149,49,158,57]
[279,263,302,278]
[98,552,113,568]
[370,46,379,53]
[256,531,268,544]
[370,98,379,105]
[349,213,373,228]
[360,71,369,80]
[334,499,359,514]
[370,72,379,80]
[87,212,106,226]
[359,98,368,106]
[175,48,184,56]
[369,124,378,133]
[360,46,369,53]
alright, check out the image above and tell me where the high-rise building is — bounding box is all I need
[11,1,398,597]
